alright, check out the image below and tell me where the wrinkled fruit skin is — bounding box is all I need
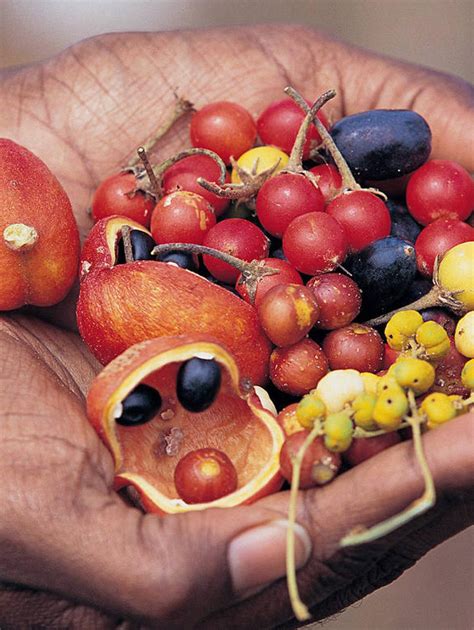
[77,217,271,385]
[0,138,80,309]
[86,335,284,514]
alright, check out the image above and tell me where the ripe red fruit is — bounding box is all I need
[283,212,348,275]
[257,98,329,160]
[279,432,341,488]
[235,257,302,306]
[414,218,474,276]
[276,403,303,436]
[150,191,216,245]
[382,343,400,369]
[406,159,474,225]
[270,338,329,396]
[306,272,362,330]
[257,284,320,347]
[256,172,325,238]
[203,219,269,283]
[343,433,401,467]
[308,164,342,203]
[174,448,238,504]
[91,171,155,227]
[322,324,384,373]
[326,190,391,253]
[190,101,257,164]
[162,154,231,216]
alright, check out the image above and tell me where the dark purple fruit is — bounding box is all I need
[116,384,162,426]
[156,250,198,271]
[387,199,422,244]
[346,236,417,317]
[330,110,431,180]
[116,229,156,264]
[177,358,221,412]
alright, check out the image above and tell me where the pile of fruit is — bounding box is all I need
[2,85,473,621]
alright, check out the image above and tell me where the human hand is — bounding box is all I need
[0,24,473,629]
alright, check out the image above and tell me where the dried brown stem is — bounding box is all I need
[137,146,161,198]
[197,160,280,202]
[127,96,194,168]
[120,225,135,264]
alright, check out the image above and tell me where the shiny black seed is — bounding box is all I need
[157,250,198,271]
[116,229,156,264]
[177,358,221,413]
[116,384,162,426]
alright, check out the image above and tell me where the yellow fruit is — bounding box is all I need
[438,242,474,310]
[384,310,423,350]
[455,312,474,358]
[373,388,408,430]
[316,369,365,413]
[323,412,354,452]
[351,392,378,430]
[389,357,435,395]
[361,372,380,395]
[296,394,326,429]
[461,359,474,389]
[231,146,289,184]
[421,393,457,429]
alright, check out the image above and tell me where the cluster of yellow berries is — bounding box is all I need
[294,310,474,453]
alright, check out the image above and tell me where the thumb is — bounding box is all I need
[7,497,312,627]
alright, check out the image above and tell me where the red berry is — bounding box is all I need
[279,432,341,488]
[276,403,303,436]
[257,98,329,160]
[257,284,320,347]
[91,171,155,227]
[150,191,216,245]
[270,338,329,396]
[322,324,384,373]
[190,101,256,164]
[235,257,302,306]
[382,343,400,369]
[306,273,362,330]
[256,172,325,238]
[326,190,391,253]
[415,218,474,276]
[343,433,400,467]
[406,159,474,225]
[308,163,342,203]
[174,448,238,504]
[162,154,231,216]
[203,219,269,284]
[283,212,348,275]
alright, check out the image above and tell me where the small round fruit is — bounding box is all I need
[116,384,162,426]
[351,392,378,431]
[406,159,474,225]
[322,324,384,373]
[174,448,238,504]
[270,338,329,396]
[177,358,221,412]
[415,320,450,360]
[316,369,365,413]
[308,164,342,203]
[415,218,474,277]
[257,284,320,347]
[231,146,289,184]
[306,273,362,330]
[344,432,401,467]
[150,191,216,245]
[420,392,457,428]
[372,387,408,430]
[257,97,329,159]
[277,403,303,436]
[438,242,474,310]
[389,357,435,395]
[384,310,424,350]
[190,101,256,164]
[323,412,354,452]
[461,359,474,389]
[296,394,326,429]
[91,171,155,227]
[326,190,391,253]
[283,212,348,275]
[203,218,269,283]
[279,432,341,488]
[454,311,474,358]
[235,257,302,307]
[116,229,156,264]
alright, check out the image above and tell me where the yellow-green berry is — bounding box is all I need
[389,357,435,395]
[296,394,326,429]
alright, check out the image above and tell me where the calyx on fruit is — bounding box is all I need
[77,216,272,385]
[0,138,80,310]
[86,335,284,513]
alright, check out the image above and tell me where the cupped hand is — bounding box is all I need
[0,25,473,629]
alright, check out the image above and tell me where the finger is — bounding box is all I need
[204,413,473,628]
[1,496,311,627]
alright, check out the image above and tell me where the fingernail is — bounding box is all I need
[228,519,312,599]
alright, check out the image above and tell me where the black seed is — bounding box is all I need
[177,358,221,413]
[116,229,156,264]
[156,250,198,271]
[116,384,162,426]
